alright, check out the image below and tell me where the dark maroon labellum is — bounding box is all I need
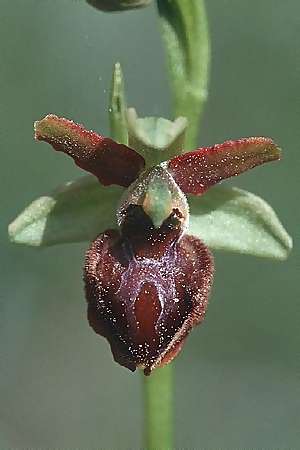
[84,167,214,375]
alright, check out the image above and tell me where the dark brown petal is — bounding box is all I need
[35,114,145,187]
[84,229,214,375]
[168,137,281,195]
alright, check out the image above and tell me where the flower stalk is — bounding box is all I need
[143,365,173,450]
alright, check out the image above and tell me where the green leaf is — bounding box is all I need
[188,186,292,260]
[127,108,187,167]
[157,0,210,149]
[8,176,123,247]
[109,62,128,144]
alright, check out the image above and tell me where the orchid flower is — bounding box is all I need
[18,113,282,375]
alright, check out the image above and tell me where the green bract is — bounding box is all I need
[109,63,128,145]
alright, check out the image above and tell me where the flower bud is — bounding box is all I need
[87,0,152,12]
[84,165,214,375]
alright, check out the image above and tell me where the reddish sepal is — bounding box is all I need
[168,137,281,195]
[35,114,145,187]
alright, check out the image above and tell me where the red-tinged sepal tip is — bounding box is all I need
[84,229,214,375]
[168,137,281,195]
[34,114,145,187]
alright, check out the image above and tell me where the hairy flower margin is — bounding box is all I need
[31,114,282,375]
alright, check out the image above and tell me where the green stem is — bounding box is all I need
[157,0,210,149]
[143,364,173,450]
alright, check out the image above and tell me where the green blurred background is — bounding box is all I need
[1,1,299,448]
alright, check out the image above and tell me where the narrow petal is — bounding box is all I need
[167,137,281,195]
[35,114,145,187]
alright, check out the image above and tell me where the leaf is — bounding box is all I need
[109,62,128,144]
[8,176,123,247]
[157,0,210,149]
[188,186,292,260]
[127,108,187,167]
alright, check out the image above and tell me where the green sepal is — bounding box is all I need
[127,108,187,167]
[188,186,292,260]
[8,176,123,247]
